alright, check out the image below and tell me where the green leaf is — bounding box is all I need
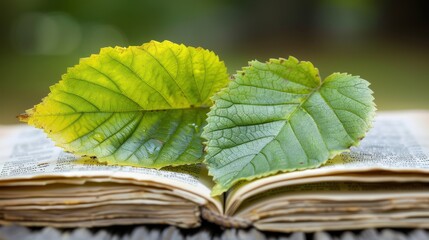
[203,56,376,196]
[19,40,229,168]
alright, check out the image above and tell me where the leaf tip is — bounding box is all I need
[17,113,30,122]
[17,107,37,123]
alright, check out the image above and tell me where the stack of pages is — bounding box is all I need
[0,111,428,232]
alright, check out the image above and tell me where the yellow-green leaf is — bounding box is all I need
[19,40,229,168]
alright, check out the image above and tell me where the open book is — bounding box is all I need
[1,111,429,232]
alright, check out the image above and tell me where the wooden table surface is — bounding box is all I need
[1,224,429,240]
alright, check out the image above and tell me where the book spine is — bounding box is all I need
[200,207,252,228]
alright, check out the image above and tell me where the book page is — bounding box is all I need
[238,181,429,215]
[248,182,429,232]
[0,125,223,213]
[226,111,429,214]
[238,181,429,232]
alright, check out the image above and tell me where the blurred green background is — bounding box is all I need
[0,0,428,124]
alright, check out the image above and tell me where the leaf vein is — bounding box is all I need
[114,114,146,160]
[89,113,141,153]
[152,112,183,164]
[139,48,191,106]
[50,99,77,112]
[318,92,353,139]
[68,78,141,109]
[236,82,311,95]
[105,53,174,107]
[85,63,122,93]
[55,113,83,134]
[301,106,329,152]
[188,49,203,102]
[56,89,100,111]
[65,113,115,144]
[289,118,309,165]
[335,88,371,107]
